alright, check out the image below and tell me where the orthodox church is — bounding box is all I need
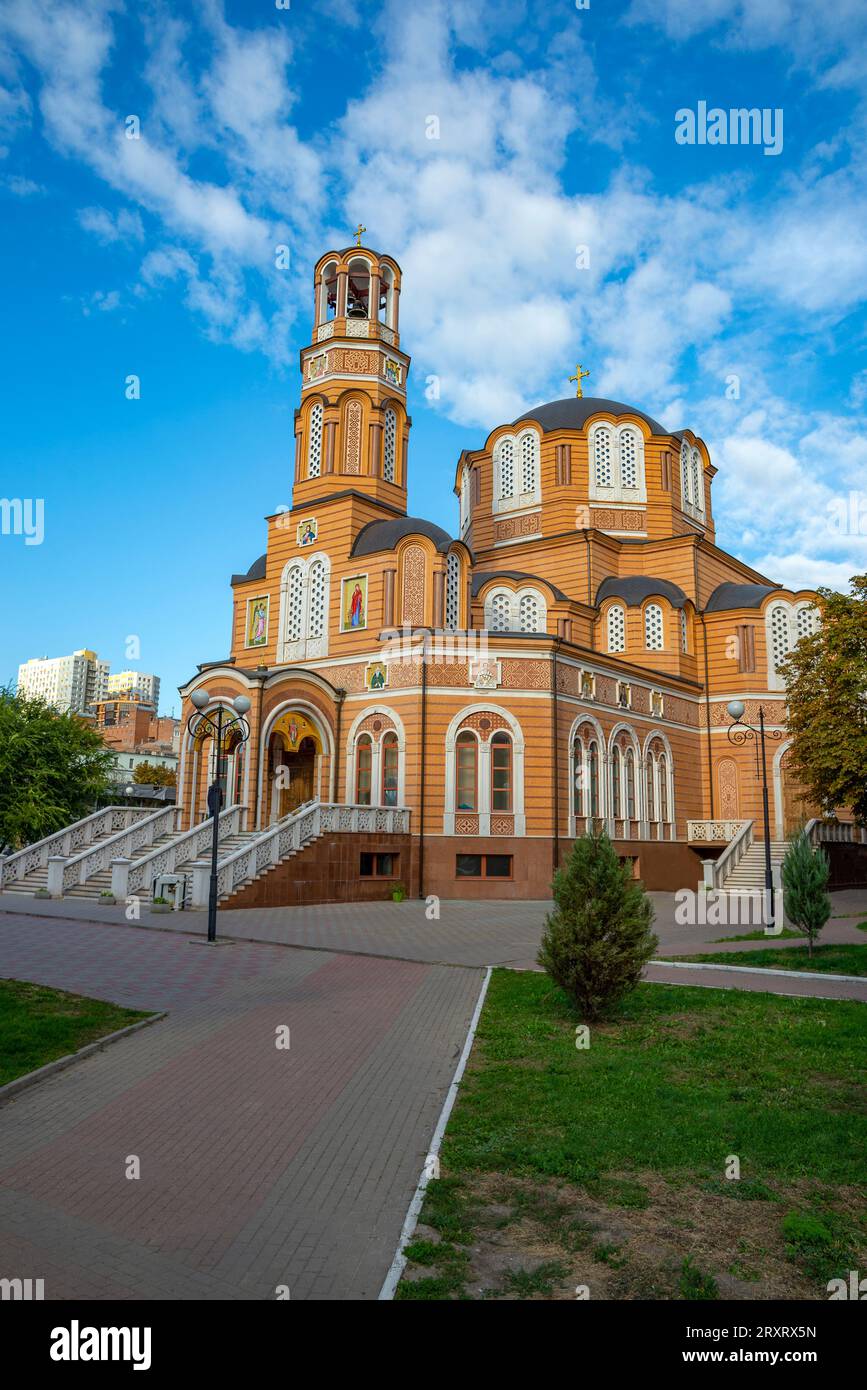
[177,239,821,902]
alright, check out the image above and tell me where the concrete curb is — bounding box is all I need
[651,958,865,984]
[0,1011,166,1108]
[378,965,492,1300]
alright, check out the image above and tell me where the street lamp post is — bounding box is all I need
[725,699,782,931]
[187,690,251,943]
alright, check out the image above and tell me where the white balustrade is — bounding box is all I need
[0,806,151,890]
[687,819,748,842]
[125,806,244,899]
[60,805,180,893]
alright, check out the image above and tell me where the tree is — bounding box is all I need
[0,686,114,851]
[780,574,867,824]
[781,830,831,957]
[537,826,658,1019]
[132,761,176,787]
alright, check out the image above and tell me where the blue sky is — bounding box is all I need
[1,0,865,711]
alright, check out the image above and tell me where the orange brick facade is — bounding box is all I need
[177,242,822,900]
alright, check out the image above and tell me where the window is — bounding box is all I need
[680,441,705,516]
[607,605,626,652]
[645,603,664,650]
[355,735,372,805]
[445,552,461,630]
[518,593,540,632]
[496,438,514,500]
[278,554,331,661]
[485,587,547,634]
[307,403,324,478]
[612,745,622,818]
[383,408,397,483]
[573,731,601,819]
[769,605,790,670]
[285,565,304,642]
[680,609,688,653]
[381,733,399,807]
[593,426,613,487]
[459,464,470,531]
[456,730,478,812]
[625,748,636,820]
[360,852,399,878]
[646,738,673,830]
[795,604,818,639]
[491,732,512,812]
[456,854,512,879]
[493,430,540,511]
[766,601,819,688]
[589,423,646,502]
[308,560,326,639]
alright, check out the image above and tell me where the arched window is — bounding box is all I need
[680,440,691,505]
[645,603,664,650]
[491,731,512,812]
[659,753,669,823]
[285,565,303,643]
[378,265,394,326]
[489,593,511,632]
[611,744,622,818]
[445,552,461,630]
[646,738,673,834]
[520,431,540,494]
[355,735,373,804]
[308,402,323,478]
[619,428,639,488]
[681,441,705,516]
[769,605,791,671]
[625,748,636,820]
[308,561,326,639]
[593,426,613,487]
[587,740,600,817]
[455,731,478,812]
[459,464,470,532]
[680,609,688,653]
[645,753,655,820]
[519,593,540,633]
[278,554,330,661]
[381,733,399,807]
[795,603,818,639]
[607,605,626,653]
[320,260,339,323]
[383,408,397,483]
[346,257,371,319]
[496,438,514,500]
[691,448,703,512]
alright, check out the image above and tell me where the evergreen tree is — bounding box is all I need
[781,830,831,958]
[538,826,658,1019]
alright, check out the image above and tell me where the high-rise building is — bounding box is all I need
[17,649,110,714]
[107,670,161,709]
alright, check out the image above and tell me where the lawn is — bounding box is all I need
[669,944,867,976]
[398,972,867,1300]
[0,978,151,1086]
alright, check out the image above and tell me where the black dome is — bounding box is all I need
[514,396,675,438]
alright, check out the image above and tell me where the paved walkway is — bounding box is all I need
[0,915,483,1300]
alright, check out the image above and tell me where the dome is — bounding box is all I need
[513,396,675,438]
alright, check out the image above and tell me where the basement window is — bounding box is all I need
[455,854,513,879]
[360,852,399,879]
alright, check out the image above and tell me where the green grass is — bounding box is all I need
[0,979,150,1085]
[399,970,867,1299]
[668,943,867,976]
[711,927,804,943]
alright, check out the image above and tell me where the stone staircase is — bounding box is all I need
[5,825,123,896]
[719,840,789,891]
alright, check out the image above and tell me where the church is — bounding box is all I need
[176,238,821,904]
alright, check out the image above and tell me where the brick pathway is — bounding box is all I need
[0,915,483,1300]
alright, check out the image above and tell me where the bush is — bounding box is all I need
[537,827,657,1020]
[781,831,831,957]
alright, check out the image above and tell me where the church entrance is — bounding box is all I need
[267,711,324,822]
[778,746,819,837]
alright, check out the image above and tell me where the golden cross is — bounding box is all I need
[354,223,367,246]
[569,363,591,398]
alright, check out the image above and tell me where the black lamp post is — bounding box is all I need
[187,689,251,942]
[725,699,782,930]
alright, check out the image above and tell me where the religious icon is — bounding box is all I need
[341,575,368,631]
[246,595,269,647]
[308,354,327,381]
[297,517,318,547]
[365,661,388,691]
[384,357,402,386]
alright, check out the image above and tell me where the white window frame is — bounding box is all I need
[644,602,664,651]
[589,422,647,504]
[766,600,819,690]
[307,402,324,478]
[383,407,397,483]
[607,604,626,653]
[680,440,705,520]
[459,464,470,533]
[445,551,461,630]
[492,429,541,515]
[276,552,331,662]
[483,585,547,634]
[443,705,526,836]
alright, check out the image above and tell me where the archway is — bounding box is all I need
[777,745,818,837]
[268,711,323,821]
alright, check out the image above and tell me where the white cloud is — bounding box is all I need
[1,173,43,195]
[78,205,144,243]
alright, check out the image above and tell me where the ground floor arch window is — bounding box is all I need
[646,737,674,839]
[381,732,399,807]
[572,725,602,826]
[355,733,373,805]
[491,731,513,813]
[456,730,478,812]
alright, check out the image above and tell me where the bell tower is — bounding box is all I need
[291,237,411,514]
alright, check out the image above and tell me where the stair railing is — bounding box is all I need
[55,805,181,894]
[1,806,152,890]
[712,819,754,891]
[111,806,245,900]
